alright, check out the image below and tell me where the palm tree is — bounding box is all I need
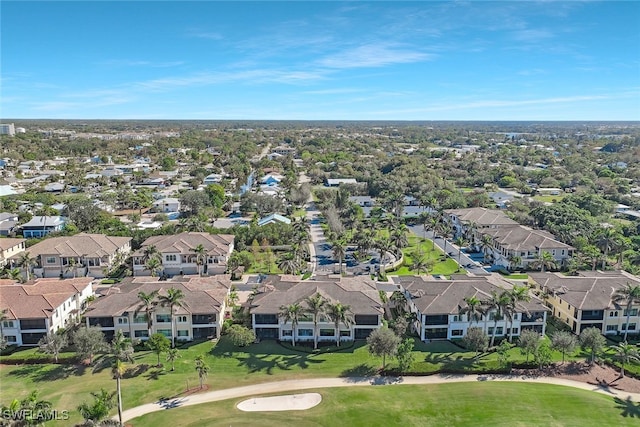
[454,236,467,271]
[459,296,485,328]
[278,303,303,346]
[144,257,162,277]
[326,302,353,346]
[77,388,116,426]
[278,252,300,275]
[484,291,511,347]
[427,215,441,250]
[166,348,181,371]
[330,236,347,274]
[610,341,640,378]
[135,290,159,338]
[191,243,207,276]
[596,227,618,270]
[110,330,134,427]
[506,285,530,342]
[411,253,434,275]
[0,308,8,346]
[17,251,37,282]
[532,251,557,272]
[438,222,452,254]
[18,390,52,426]
[612,283,640,342]
[391,224,409,249]
[374,236,395,276]
[508,255,522,272]
[158,287,187,348]
[478,234,493,264]
[4,267,23,282]
[142,245,161,263]
[305,293,327,350]
[194,355,209,389]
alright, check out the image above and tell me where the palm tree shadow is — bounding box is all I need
[235,353,290,374]
[614,396,640,418]
[6,364,78,382]
[145,368,167,381]
[340,364,378,381]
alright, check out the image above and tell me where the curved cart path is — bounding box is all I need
[121,374,640,422]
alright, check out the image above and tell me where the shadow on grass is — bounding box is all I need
[234,351,326,374]
[145,368,167,381]
[614,396,640,418]
[6,363,83,382]
[340,363,378,381]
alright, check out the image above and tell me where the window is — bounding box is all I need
[133,314,147,324]
[509,328,519,335]
[297,329,313,337]
[282,330,292,337]
[451,330,463,337]
[453,315,461,322]
[157,329,172,337]
[320,329,334,337]
[622,323,636,331]
[118,317,128,324]
[177,316,188,323]
[177,330,189,337]
[166,254,177,262]
[340,330,351,337]
[606,325,617,331]
[2,321,14,328]
[46,257,56,264]
[5,335,16,343]
[123,332,130,338]
[623,309,638,317]
[134,330,149,338]
[156,314,171,323]
[610,311,619,317]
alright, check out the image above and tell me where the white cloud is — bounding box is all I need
[318,43,432,69]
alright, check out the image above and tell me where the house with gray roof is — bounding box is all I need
[249,274,383,343]
[530,270,640,336]
[19,216,67,238]
[395,275,548,341]
[132,232,234,277]
[0,277,93,346]
[85,275,230,341]
[20,233,131,279]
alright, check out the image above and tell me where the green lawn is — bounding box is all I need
[392,234,462,276]
[532,194,566,204]
[129,382,640,427]
[1,336,637,426]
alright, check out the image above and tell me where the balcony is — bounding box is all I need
[581,310,604,321]
[425,315,449,326]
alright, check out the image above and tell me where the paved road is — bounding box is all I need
[121,374,640,422]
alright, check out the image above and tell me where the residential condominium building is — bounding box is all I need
[395,275,548,341]
[19,216,67,238]
[446,207,572,270]
[530,270,640,336]
[132,232,234,277]
[18,233,131,279]
[84,275,230,342]
[249,274,384,342]
[0,238,25,268]
[0,277,94,346]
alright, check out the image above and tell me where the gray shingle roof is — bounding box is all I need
[133,232,234,257]
[26,233,131,258]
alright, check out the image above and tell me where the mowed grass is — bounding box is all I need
[129,382,640,427]
[393,234,461,276]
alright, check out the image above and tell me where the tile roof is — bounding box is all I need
[446,207,519,227]
[133,232,234,257]
[395,275,547,315]
[0,277,92,320]
[25,233,131,258]
[249,275,382,315]
[0,238,25,251]
[482,226,573,251]
[86,275,229,317]
[530,271,640,311]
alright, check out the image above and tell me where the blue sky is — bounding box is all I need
[1,1,639,120]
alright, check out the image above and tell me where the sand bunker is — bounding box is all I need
[237,393,322,412]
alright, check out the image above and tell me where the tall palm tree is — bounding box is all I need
[278,252,300,275]
[390,223,409,249]
[612,283,640,342]
[438,222,452,254]
[454,236,468,271]
[478,234,493,264]
[427,215,441,250]
[326,302,353,346]
[331,236,347,274]
[109,330,134,427]
[17,251,37,282]
[64,257,77,278]
[610,341,640,378]
[278,303,303,346]
[374,236,395,276]
[144,257,162,277]
[305,293,327,350]
[411,253,433,275]
[459,296,485,328]
[142,245,161,263]
[506,285,530,342]
[596,227,618,270]
[484,291,511,347]
[158,287,187,348]
[508,255,522,272]
[532,251,557,272]
[191,243,207,276]
[135,290,159,338]
[194,355,209,389]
